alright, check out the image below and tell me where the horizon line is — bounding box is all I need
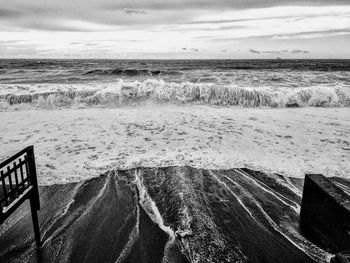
[1,57,350,60]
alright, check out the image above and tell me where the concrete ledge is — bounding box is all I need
[300,174,350,253]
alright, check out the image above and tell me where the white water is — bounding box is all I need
[1,79,350,110]
[1,105,349,185]
[133,171,176,263]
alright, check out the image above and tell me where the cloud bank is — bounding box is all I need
[249,49,310,54]
[0,0,349,58]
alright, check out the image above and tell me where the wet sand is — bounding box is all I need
[0,170,187,263]
[2,167,348,263]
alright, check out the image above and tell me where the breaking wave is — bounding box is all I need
[1,79,349,110]
[82,68,179,77]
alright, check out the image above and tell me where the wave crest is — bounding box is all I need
[0,79,349,110]
[82,68,177,76]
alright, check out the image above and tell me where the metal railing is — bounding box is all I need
[0,146,41,247]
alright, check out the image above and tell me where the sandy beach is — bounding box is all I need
[1,105,349,185]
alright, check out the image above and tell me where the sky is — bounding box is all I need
[0,0,350,59]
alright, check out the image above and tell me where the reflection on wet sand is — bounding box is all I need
[2,167,345,263]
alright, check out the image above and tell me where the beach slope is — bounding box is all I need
[1,167,345,262]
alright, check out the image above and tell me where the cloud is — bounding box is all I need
[249,49,260,54]
[251,49,310,54]
[123,8,147,15]
[0,1,349,58]
[0,39,23,44]
[272,29,350,39]
[102,0,350,11]
[0,8,22,18]
[82,42,100,46]
[182,16,291,25]
[196,26,350,43]
[261,50,289,54]
[182,47,199,52]
[1,1,349,32]
[291,49,309,54]
[262,50,282,54]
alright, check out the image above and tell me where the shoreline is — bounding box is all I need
[1,105,349,185]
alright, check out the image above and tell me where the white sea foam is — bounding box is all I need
[1,79,349,110]
[1,105,349,185]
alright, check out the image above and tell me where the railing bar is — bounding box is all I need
[15,177,30,188]
[24,155,30,186]
[2,186,33,214]
[0,170,9,206]
[17,180,27,193]
[13,161,20,196]
[1,162,27,177]
[19,158,25,184]
[6,166,14,199]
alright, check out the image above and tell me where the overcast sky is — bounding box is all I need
[0,0,349,59]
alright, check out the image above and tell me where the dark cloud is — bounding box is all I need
[262,49,290,54]
[123,8,147,15]
[249,49,260,54]
[258,49,310,54]
[0,8,22,18]
[262,50,282,54]
[291,49,309,54]
[221,49,227,52]
[182,48,199,52]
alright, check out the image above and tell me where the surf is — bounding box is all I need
[1,79,349,110]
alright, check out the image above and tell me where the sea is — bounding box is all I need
[0,59,350,109]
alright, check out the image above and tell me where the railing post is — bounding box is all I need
[27,146,40,210]
[30,197,42,247]
[26,146,42,247]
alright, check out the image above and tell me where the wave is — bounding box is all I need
[82,68,179,77]
[0,79,349,110]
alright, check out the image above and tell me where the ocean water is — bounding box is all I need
[0,59,350,109]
